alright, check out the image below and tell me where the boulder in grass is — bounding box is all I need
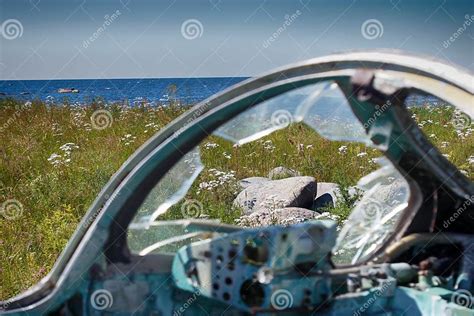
[233,176,317,214]
[313,183,364,211]
[313,182,340,211]
[313,193,335,210]
[238,177,270,190]
[236,207,320,227]
[268,166,301,180]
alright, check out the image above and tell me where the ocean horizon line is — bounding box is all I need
[0,76,251,82]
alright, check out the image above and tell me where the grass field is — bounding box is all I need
[0,98,472,300]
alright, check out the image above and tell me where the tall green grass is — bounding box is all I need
[0,98,472,300]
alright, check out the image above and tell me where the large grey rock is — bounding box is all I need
[313,193,335,210]
[236,207,320,227]
[316,183,340,199]
[238,177,270,190]
[314,182,340,210]
[268,166,301,180]
[233,176,317,214]
[312,183,362,211]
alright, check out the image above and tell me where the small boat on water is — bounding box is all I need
[58,88,79,93]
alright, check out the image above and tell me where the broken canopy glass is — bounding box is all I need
[214,81,372,146]
[127,80,410,265]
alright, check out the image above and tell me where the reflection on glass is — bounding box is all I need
[127,80,410,264]
[214,81,371,146]
[130,147,203,228]
[128,223,209,255]
[295,82,369,143]
[333,158,410,264]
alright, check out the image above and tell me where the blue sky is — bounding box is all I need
[0,0,473,79]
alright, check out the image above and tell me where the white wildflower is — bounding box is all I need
[59,143,79,152]
[338,146,348,154]
[204,142,219,149]
[49,143,79,167]
[121,134,136,146]
[263,140,276,151]
[198,169,237,192]
[47,153,61,161]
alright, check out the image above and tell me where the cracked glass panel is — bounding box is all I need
[129,147,203,228]
[214,81,371,146]
[333,158,410,264]
[127,80,409,264]
[294,82,370,144]
[128,222,213,255]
